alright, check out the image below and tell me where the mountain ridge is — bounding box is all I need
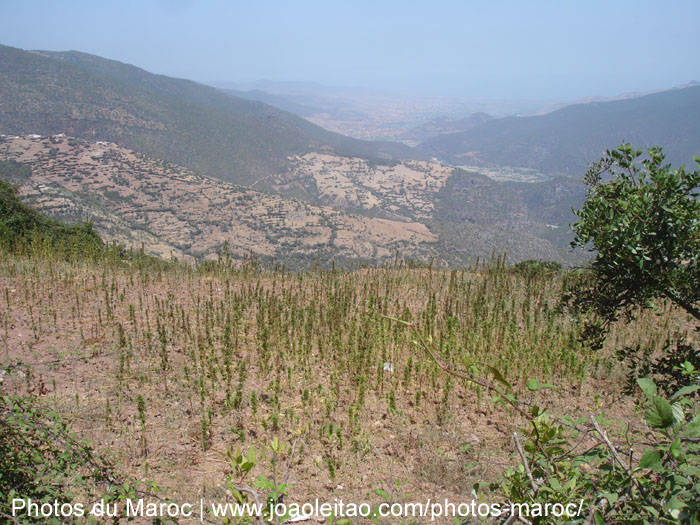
[0,44,417,188]
[419,85,700,175]
[0,43,621,267]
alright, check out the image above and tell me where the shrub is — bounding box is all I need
[491,370,700,523]
[511,259,562,279]
[568,144,700,346]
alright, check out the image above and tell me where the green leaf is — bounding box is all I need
[637,378,657,400]
[665,495,686,520]
[638,449,662,469]
[593,510,605,525]
[681,419,700,438]
[487,366,511,388]
[253,475,273,491]
[670,438,682,459]
[671,384,700,400]
[645,396,675,429]
[375,489,389,501]
[671,402,685,423]
[643,505,659,517]
[527,378,554,391]
[600,491,618,505]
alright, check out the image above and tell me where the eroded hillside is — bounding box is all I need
[1,135,584,267]
[268,152,584,265]
[271,153,454,221]
[0,135,436,266]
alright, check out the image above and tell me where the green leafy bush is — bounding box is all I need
[511,260,562,279]
[0,395,113,523]
[567,144,700,347]
[0,394,165,524]
[485,144,700,522]
[223,437,296,524]
[618,339,700,396]
[491,369,700,523]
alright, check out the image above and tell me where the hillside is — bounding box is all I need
[0,135,441,267]
[269,153,586,263]
[1,240,688,521]
[0,161,102,251]
[0,135,582,266]
[221,88,321,118]
[0,44,414,187]
[0,44,595,266]
[419,85,700,175]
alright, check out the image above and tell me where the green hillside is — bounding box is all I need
[220,88,320,117]
[0,44,415,186]
[419,85,700,175]
[0,160,102,253]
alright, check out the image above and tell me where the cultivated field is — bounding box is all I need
[1,249,690,523]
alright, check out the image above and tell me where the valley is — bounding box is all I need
[0,134,583,268]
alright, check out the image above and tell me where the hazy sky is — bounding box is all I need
[2,0,699,101]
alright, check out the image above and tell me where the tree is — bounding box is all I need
[568,143,700,346]
[494,144,700,523]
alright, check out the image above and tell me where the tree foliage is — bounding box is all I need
[1,395,111,523]
[568,143,700,345]
[0,176,102,255]
[494,369,700,524]
[488,144,700,523]
[511,259,562,280]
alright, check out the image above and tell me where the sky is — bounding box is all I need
[1,0,699,101]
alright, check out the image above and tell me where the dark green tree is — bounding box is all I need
[568,143,700,346]
[0,177,102,253]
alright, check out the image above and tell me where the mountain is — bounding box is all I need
[220,88,320,117]
[525,81,700,117]
[419,85,700,175]
[209,81,550,142]
[0,44,591,266]
[263,151,586,264]
[0,44,415,187]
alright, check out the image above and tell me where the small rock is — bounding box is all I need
[466,434,481,446]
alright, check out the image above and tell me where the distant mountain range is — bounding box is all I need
[209,80,553,142]
[418,85,700,175]
[527,81,700,116]
[0,44,413,188]
[212,80,700,175]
